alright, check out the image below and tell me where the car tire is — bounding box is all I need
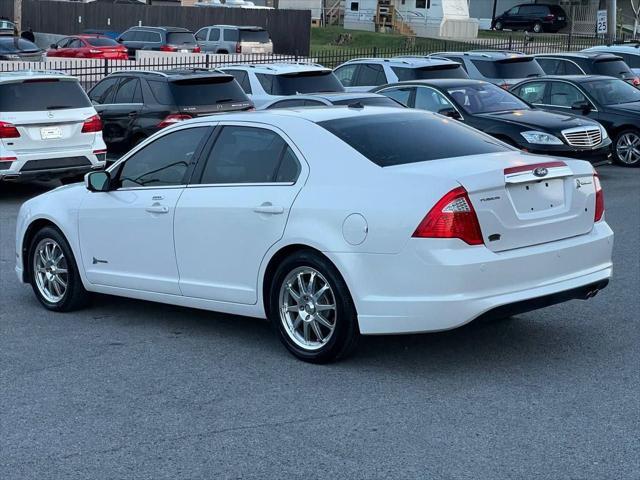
[613,129,640,167]
[268,250,359,363]
[494,21,503,31]
[28,226,89,312]
[533,22,543,33]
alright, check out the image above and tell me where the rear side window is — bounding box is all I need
[114,77,141,103]
[200,126,299,184]
[318,112,510,167]
[239,29,269,43]
[0,79,91,111]
[147,79,175,105]
[260,71,344,95]
[223,29,239,42]
[169,77,248,106]
[391,64,468,81]
[166,32,196,45]
[225,69,252,94]
[594,59,634,78]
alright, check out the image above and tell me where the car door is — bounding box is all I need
[222,28,238,53]
[503,6,520,29]
[209,28,222,52]
[195,27,210,51]
[51,37,72,57]
[545,81,598,119]
[95,76,144,147]
[78,126,212,294]
[174,123,306,304]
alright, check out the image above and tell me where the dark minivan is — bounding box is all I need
[88,70,252,152]
[117,26,200,59]
[492,3,567,33]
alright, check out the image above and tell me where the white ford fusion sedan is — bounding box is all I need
[15,107,613,362]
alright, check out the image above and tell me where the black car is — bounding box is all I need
[116,26,200,59]
[88,69,253,152]
[492,3,567,33]
[0,36,42,61]
[511,75,640,166]
[373,79,612,165]
[532,52,640,86]
[262,92,404,109]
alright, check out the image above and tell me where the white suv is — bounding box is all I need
[220,63,345,108]
[333,57,469,92]
[0,71,107,183]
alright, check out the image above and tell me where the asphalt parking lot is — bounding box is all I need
[1,166,638,479]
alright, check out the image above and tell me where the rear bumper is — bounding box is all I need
[0,151,106,182]
[328,221,613,335]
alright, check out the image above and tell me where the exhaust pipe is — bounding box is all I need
[585,289,599,299]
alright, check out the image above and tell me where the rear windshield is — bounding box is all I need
[332,96,404,107]
[257,71,344,95]
[391,64,468,81]
[166,32,196,45]
[0,79,91,111]
[318,111,510,167]
[0,37,39,52]
[85,37,119,47]
[593,59,634,79]
[168,77,248,105]
[471,58,544,79]
[239,29,270,43]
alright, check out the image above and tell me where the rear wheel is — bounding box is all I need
[268,251,359,363]
[532,21,543,33]
[613,129,640,167]
[28,226,89,312]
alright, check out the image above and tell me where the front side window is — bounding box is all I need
[117,127,209,188]
[548,82,587,107]
[380,87,413,106]
[334,64,358,87]
[319,111,510,167]
[414,87,455,113]
[195,29,208,41]
[446,83,529,114]
[200,126,299,184]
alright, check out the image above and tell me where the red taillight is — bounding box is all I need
[544,14,556,20]
[160,45,177,52]
[632,77,640,87]
[0,121,20,139]
[193,45,201,53]
[235,42,241,53]
[93,149,107,155]
[0,156,17,161]
[412,186,484,245]
[157,114,192,129]
[594,173,604,222]
[81,114,102,133]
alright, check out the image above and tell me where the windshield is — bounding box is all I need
[257,71,345,95]
[318,111,510,167]
[169,77,248,106]
[0,37,39,52]
[582,78,640,105]
[593,59,635,79]
[446,83,530,114]
[239,29,270,43]
[391,64,468,81]
[0,79,90,111]
[166,32,196,45]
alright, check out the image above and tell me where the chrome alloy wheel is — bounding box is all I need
[278,267,337,351]
[616,132,640,165]
[33,238,69,304]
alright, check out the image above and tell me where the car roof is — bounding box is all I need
[514,74,614,84]
[221,62,331,74]
[534,52,623,60]
[340,56,459,67]
[128,26,191,32]
[584,44,640,53]
[106,69,233,82]
[0,70,77,82]
[207,25,265,30]
[433,50,528,60]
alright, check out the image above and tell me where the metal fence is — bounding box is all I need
[0,32,630,90]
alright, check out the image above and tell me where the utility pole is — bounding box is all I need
[13,0,22,33]
[608,0,617,40]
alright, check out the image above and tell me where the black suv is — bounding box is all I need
[88,70,253,152]
[116,26,200,59]
[532,52,640,86]
[492,3,567,33]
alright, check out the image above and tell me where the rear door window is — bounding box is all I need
[548,82,587,107]
[512,81,547,104]
[354,63,386,86]
[209,28,220,41]
[0,79,91,111]
[199,126,299,184]
[318,112,509,167]
[114,77,141,103]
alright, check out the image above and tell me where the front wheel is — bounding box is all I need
[268,251,359,363]
[613,129,640,167]
[28,226,89,311]
[494,21,503,31]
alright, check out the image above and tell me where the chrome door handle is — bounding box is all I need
[254,203,284,215]
[146,205,169,214]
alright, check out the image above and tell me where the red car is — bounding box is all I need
[47,35,128,60]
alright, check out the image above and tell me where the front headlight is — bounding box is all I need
[520,131,564,145]
[600,125,609,140]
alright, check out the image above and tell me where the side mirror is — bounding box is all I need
[438,107,461,120]
[50,44,58,49]
[85,170,111,192]
[571,101,591,114]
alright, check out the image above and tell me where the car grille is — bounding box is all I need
[20,157,91,172]
[562,127,603,148]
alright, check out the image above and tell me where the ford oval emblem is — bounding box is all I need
[533,167,548,177]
